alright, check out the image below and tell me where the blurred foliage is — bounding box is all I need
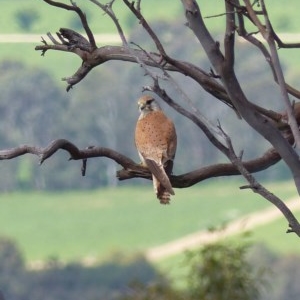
[0,238,167,300]
[27,255,162,300]
[15,9,39,31]
[185,236,265,300]
[120,281,184,300]
[1,236,299,300]
[0,238,25,300]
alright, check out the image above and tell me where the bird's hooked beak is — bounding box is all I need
[138,98,154,112]
[138,102,146,112]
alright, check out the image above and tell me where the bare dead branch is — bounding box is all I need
[0,139,284,189]
[136,0,142,12]
[273,32,300,49]
[35,2,285,124]
[259,0,300,149]
[219,124,300,236]
[224,1,236,68]
[35,43,176,90]
[59,28,93,52]
[236,0,300,99]
[123,0,167,56]
[240,0,300,148]
[181,0,300,195]
[148,80,230,155]
[35,36,235,103]
[0,139,136,167]
[42,0,97,50]
[88,0,128,46]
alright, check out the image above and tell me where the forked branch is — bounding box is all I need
[181,0,300,195]
[220,125,300,237]
[42,0,97,49]
[35,0,286,125]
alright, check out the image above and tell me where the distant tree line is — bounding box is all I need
[0,235,299,300]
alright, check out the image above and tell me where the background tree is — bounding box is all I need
[185,236,265,300]
[15,9,39,31]
[1,0,300,235]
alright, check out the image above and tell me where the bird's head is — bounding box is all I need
[137,95,161,115]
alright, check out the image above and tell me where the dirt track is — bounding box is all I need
[1,33,300,44]
[145,197,300,261]
[0,34,120,44]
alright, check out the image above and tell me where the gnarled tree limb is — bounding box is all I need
[35,0,283,123]
[181,0,300,195]
[219,124,300,237]
[0,138,284,188]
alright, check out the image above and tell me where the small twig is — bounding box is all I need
[88,0,128,46]
[46,32,59,44]
[137,0,142,12]
[123,0,167,56]
[224,1,236,69]
[81,145,96,176]
[236,4,300,99]
[273,31,300,49]
[148,81,232,155]
[42,0,97,50]
[260,0,300,149]
[218,124,300,237]
[205,11,233,19]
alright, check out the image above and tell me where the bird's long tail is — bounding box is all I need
[152,176,171,204]
[145,158,174,195]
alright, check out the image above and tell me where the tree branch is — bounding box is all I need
[242,0,300,149]
[181,0,300,195]
[260,0,300,149]
[224,1,236,68]
[42,0,97,50]
[88,0,128,46]
[219,124,300,237]
[35,1,284,125]
[0,138,285,189]
[235,0,300,99]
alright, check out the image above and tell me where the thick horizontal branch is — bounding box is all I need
[0,139,136,168]
[0,139,282,188]
[118,146,281,187]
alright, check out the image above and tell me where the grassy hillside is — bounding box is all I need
[249,211,300,253]
[2,0,300,34]
[1,0,300,86]
[0,179,296,263]
[1,0,183,34]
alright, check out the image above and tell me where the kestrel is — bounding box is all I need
[135,95,177,204]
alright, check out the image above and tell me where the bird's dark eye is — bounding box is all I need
[146,99,154,105]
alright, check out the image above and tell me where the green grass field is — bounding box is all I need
[1,0,183,34]
[0,179,297,263]
[1,0,300,34]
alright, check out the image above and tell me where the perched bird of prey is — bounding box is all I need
[135,95,177,204]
